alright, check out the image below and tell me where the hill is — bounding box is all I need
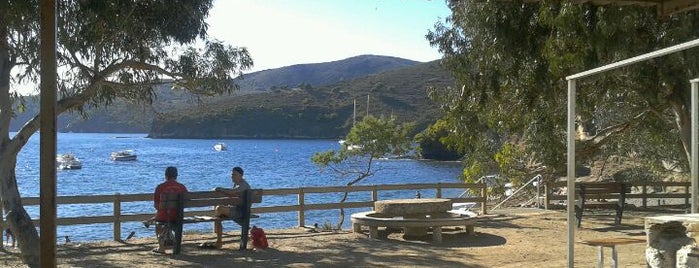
[9,55,450,138]
[234,55,420,92]
[148,60,454,139]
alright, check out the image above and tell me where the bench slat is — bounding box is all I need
[185,198,242,208]
[574,182,628,227]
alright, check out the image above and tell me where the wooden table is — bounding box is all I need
[579,237,646,268]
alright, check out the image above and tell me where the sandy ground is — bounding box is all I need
[0,207,686,268]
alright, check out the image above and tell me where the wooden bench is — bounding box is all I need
[157,189,263,254]
[575,182,630,227]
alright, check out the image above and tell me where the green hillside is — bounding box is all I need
[148,60,454,139]
[10,55,451,138]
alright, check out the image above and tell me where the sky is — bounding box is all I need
[11,1,451,95]
[206,0,452,73]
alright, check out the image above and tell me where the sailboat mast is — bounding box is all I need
[353,99,356,126]
[366,94,370,117]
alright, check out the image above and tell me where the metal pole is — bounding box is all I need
[536,174,541,209]
[39,0,58,266]
[692,78,699,213]
[566,79,577,268]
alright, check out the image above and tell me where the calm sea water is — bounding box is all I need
[11,133,463,242]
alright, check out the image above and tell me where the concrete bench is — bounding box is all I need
[351,211,477,243]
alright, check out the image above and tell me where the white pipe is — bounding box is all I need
[491,174,542,210]
[567,39,699,80]
[567,79,577,268]
[692,78,699,213]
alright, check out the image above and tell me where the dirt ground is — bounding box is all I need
[0,208,685,268]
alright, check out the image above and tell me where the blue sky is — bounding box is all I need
[12,1,451,95]
[207,0,452,72]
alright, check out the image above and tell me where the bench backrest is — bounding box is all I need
[159,189,263,209]
[575,182,630,198]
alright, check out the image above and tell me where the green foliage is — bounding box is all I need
[312,115,415,171]
[0,1,253,265]
[427,1,699,181]
[310,115,414,229]
[148,60,454,139]
[414,119,463,160]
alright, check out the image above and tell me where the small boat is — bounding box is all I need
[213,142,228,151]
[111,150,137,161]
[56,153,82,170]
[338,139,361,151]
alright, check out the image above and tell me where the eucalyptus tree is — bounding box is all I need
[0,1,252,265]
[311,115,413,228]
[426,1,699,182]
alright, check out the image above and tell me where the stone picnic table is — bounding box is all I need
[351,198,478,243]
[645,214,699,268]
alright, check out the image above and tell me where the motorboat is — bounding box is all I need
[214,142,228,151]
[56,153,82,170]
[111,150,137,161]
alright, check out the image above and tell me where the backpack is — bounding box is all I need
[249,225,268,249]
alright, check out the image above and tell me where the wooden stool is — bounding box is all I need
[579,237,645,268]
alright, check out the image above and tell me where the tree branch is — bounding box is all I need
[576,110,651,160]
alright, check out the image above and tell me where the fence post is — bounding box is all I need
[298,188,305,227]
[686,185,691,209]
[372,186,378,210]
[642,184,648,209]
[544,183,550,210]
[0,206,4,248]
[113,193,121,241]
[436,183,442,198]
[480,185,488,215]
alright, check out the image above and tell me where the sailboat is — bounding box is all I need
[338,96,367,151]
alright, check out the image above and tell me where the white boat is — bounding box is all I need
[111,150,137,161]
[56,153,82,170]
[213,142,228,151]
[338,139,362,151]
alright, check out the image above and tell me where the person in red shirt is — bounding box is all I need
[152,166,187,254]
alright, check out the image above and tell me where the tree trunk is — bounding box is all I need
[0,149,40,267]
[1,31,40,267]
[671,100,692,167]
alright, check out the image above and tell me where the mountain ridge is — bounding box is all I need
[10,55,452,139]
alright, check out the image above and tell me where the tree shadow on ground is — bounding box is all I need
[30,230,492,268]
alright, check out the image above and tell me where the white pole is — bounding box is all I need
[366,94,370,117]
[692,78,699,213]
[353,99,356,126]
[567,79,577,267]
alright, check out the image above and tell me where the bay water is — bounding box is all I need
[12,133,463,242]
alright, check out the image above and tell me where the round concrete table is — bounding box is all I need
[374,198,453,237]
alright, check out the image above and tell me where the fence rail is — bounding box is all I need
[544,181,691,209]
[0,182,487,244]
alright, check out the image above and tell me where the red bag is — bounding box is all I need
[249,225,268,249]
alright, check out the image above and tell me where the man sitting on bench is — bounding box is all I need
[214,166,250,218]
[152,166,188,254]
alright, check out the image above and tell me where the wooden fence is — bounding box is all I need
[0,182,486,244]
[544,181,691,209]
